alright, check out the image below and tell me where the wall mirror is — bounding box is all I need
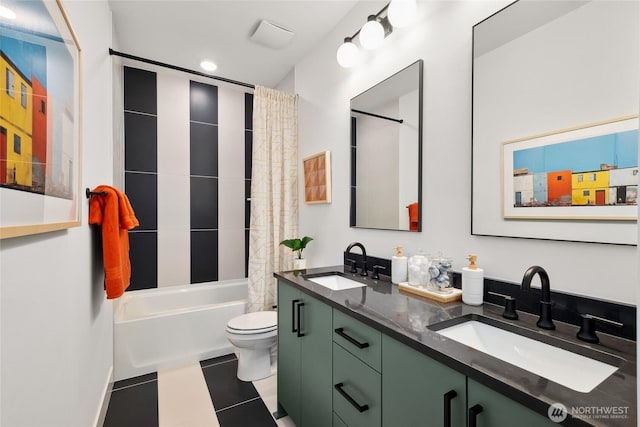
[472,0,639,245]
[350,59,423,231]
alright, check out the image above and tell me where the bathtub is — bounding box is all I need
[114,279,248,381]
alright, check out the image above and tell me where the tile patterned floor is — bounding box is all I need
[104,354,295,427]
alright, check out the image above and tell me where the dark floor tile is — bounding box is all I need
[216,398,276,427]
[113,372,157,391]
[103,380,158,427]
[202,358,259,410]
[200,353,237,369]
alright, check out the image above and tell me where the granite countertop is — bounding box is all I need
[275,265,637,427]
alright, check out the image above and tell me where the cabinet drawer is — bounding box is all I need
[333,343,381,427]
[333,309,382,371]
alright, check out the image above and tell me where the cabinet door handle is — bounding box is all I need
[291,300,300,333]
[296,302,305,337]
[334,328,370,349]
[334,382,369,413]
[443,390,457,427]
[468,404,483,427]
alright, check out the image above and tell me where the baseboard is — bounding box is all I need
[93,365,114,427]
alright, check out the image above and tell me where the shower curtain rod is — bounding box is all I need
[351,108,403,124]
[108,48,256,89]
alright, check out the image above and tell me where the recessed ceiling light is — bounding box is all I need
[0,5,16,20]
[200,60,217,72]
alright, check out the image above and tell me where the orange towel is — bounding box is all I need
[407,202,419,231]
[88,185,139,299]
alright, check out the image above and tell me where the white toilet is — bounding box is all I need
[226,311,278,382]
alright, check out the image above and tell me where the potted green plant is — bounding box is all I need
[280,236,313,270]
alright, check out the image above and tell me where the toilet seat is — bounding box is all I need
[226,311,277,335]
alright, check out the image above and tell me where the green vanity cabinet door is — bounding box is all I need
[277,281,302,423]
[333,343,382,427]
[277,280,333,427]
[299,290,333,427]
[467,379,557,427]
[382,335,466,427]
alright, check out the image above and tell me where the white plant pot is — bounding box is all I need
[293,258,307,270]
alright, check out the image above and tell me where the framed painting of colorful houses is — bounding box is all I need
[0,0,81,239]
[502,116,639,221]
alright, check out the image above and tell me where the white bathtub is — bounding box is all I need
[114,279,248,381]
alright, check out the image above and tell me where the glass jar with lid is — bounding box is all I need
[429,254,453,292]
[408,250,430,287]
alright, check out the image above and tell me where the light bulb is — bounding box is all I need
[388,0,416,28]
[336,37,359,68]
[200,60,217,72]
[359,15,384,50]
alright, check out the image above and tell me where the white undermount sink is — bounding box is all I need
[305,274,366,291]
[433,319,619,393]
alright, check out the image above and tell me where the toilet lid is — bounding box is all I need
[227,311,277,334]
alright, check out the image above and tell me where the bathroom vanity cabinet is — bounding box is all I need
[383,335,555,427]
[382,334,466,427]
[275,269,636,427]
[332,310,382,427]
[277,280,333,427]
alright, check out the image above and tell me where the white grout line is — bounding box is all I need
[200,357,237,370]
[112,378,157,392]
[214,396,262,413]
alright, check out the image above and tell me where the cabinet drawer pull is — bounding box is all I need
[291,300,300,333]
[296,302,305,337]
[468,404,483,427]
[334,328,370,349]
[334,382,369,413]
[443,390,457,427]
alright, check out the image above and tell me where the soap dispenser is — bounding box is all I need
[462,254,484,306]
[391,246,408,284]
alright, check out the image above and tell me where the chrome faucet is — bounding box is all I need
[345,242,368,277]
[521,266,555,330]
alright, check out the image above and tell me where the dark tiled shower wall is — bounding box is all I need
[245,93,253,274]
[123,66,252,290]
[124,67,158,290]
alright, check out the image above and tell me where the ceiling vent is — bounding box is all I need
[250,20,295,49]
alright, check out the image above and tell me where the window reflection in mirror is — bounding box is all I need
[350,59,423,231]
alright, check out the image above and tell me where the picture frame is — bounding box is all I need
[303,151,331,204]
[0,0,82,239]
[502,116,638,221]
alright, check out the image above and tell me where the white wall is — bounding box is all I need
[0,1,114,426]
[295,1,638,304]
[355,101,400,228]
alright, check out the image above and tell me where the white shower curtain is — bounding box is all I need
[247,86,299,312]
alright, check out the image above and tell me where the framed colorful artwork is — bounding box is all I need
[502,115,638,221]
[303,151,331,204]
[0,0,82,239]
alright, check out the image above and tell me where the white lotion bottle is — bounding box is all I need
[391,246,408,284]
[462,254,484,305]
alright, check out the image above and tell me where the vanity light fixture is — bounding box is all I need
[359,15,385,50]
[387,0,416,28]
[200,60,217,72]
[336,37,360,68]
[336,1,416,68]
